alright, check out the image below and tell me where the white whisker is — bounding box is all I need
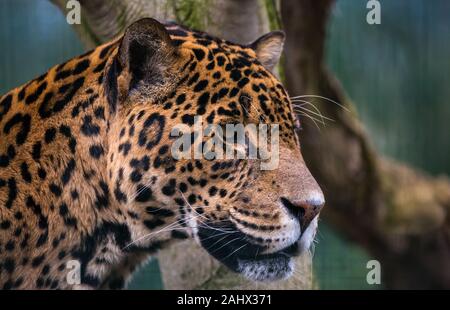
[293,107,327,125]
[222,243,247,261]
[292,99,335,123]
[290,94,350,112]
[122,219,187,250]
[209,236,241,254]
[295,111,321,130]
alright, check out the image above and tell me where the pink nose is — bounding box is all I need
[280,196,324,230]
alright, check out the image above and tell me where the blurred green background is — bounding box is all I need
[1,0,448,289]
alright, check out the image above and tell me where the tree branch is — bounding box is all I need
[281,0,450,289]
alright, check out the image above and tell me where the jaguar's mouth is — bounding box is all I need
[197,219,317,282]
[233,243,298,281]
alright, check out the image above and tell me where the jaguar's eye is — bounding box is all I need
[239,95,252,114]
[239,95,252,107]
[239,95,251,104]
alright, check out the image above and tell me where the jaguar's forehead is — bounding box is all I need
[159,22,296,144]
[163,23,290,105]
[164,22,264,72]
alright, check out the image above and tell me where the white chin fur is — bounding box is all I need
[237,216,319,282]
[298,215,318,252]
[237,258,294,282]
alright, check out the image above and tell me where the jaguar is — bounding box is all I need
[0,18,324,289]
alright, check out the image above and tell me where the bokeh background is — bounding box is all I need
[1,0,448,289]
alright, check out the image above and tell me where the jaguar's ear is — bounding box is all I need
[249,31,285,72]
[117,18,177,93]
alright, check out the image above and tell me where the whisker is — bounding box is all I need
[294,109,326,125]
[177,191,226,234]
[198,229,237,242]
[292,99,335,122]
[203,234,233,252]
[208,236,242,254]
[294,106,333,124]
[197,222,238,235]
[124,209,222,250]
[126,176,156,205]
[296,111,321,130]
[290,94,350,112]
[221,243,248,261]
[254,247,260,261]
[177,190,240,235]
[122,220,187,249]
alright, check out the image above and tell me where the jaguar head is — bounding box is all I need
[106,18,324,282]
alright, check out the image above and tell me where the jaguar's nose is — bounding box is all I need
[280,195,324,231]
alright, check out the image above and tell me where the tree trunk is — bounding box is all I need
[50,0,175,49]
[281,0,450,289]
[49,0,270,47]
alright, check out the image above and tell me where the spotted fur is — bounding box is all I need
[0,18,324,289]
